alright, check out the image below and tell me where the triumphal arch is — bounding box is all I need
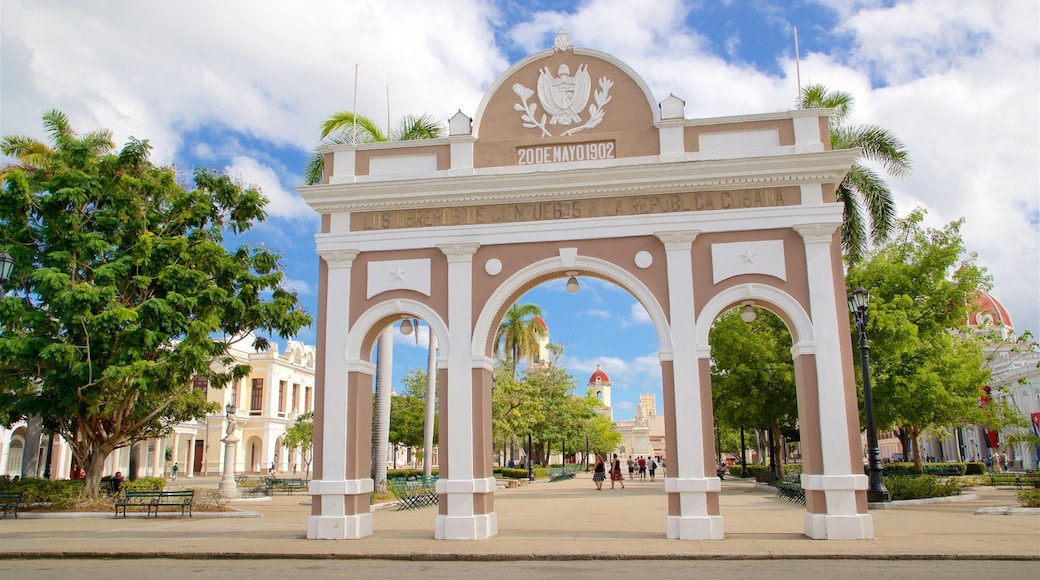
[299,32,873,541]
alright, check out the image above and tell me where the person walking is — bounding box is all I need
[592,454,606,490]
[171,462,179,481]
[648,456,657,481]
[627,457,635,480]
[638,456,647,480]
[610,453,625,489]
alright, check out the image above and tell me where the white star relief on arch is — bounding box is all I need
[391,267,406,281]
[739,249,756,264]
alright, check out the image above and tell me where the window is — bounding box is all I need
[251,378,263,415]
[193,376,209,399]
[278,381,287,415]
[305,387,313,412]
[292,383,300,413]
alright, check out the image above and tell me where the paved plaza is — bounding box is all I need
[0,475,1037,561]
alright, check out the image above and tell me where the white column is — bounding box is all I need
[794,224,872,540]
[656,230,722,540]
[186,434,196,478]
[435,242,496,540]
[308,249,370,540]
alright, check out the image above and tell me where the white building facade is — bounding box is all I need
[1,339,316,481]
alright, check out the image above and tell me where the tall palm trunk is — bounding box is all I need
[372,326,393,493]
[423,330,437,477]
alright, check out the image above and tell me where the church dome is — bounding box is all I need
[966,290,1014,334]
[531,316,548,333]
[589,363,610,384]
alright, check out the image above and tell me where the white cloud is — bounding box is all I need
[1,0,504,162]
[281,278,314,297]
[629,303,651,325]
[3,0,1036,338]
[225,156,315,220]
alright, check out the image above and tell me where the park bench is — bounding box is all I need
[0,491,23,519]
[773,482,806,506]
[114,489,194,518]
[547,467,576,482]
[389,476,438,510]
[265,477,309,495]
[989,473,1040,489]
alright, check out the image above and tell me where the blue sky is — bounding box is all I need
[3,0,1038,421]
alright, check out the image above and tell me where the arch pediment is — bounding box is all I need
[472,39,660,169]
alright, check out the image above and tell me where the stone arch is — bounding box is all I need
[695,283,814,347]
[473,254,671,361]
[346,298,450,366]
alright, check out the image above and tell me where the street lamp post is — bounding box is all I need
[585,432,590,472]
[848,285,890,503]
[739,426,749,478]
[527,433,534,482]
[218,402,241,498]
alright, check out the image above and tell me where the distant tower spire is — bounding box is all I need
[588,363,613,421]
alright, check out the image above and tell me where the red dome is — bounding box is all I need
[531,316,548,333]
[589,363,610,384]
[966,290,1014,333]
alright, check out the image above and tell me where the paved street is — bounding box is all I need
[2,558,1038,580]
[1,475,1037,563]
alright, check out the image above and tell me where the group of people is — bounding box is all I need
[625,455,657,481]
[591,454,659,490]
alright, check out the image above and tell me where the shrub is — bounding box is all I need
[884,475,960,500]
[124,477,165,492]
[190,487,230,511]
[0,477,84,509]
[964,462,986,475]
[387,468,438,479]
[499,468,530,479]
[1017,488,1040,508]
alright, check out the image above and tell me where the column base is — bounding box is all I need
[666,515,724,540]
[803,512,874,540]
[435,513,498,540]
[307,513,373,540]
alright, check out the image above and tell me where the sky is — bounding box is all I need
[2,0,1037,422]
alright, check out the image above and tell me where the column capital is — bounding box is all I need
[437,242,480,262]
[321,249,360,267]
[655,230,700,250]
[793,223,838,245]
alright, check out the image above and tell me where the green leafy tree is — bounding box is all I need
[847,209,990,469]
[0,111,311,498]
[799,84,912,263]
[493,302,544,379]
[390,368,437,454]
[303,112,445,185]
[709,306,798,475]
[283,411,314,478]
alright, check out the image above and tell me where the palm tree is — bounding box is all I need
[493,303,545,380]
[799,84,912,263]
[1,109,114,185]
[303,111,445,185]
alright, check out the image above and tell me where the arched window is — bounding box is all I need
[6,438,24,476]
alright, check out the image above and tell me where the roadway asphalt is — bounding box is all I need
[1,474,1037,561]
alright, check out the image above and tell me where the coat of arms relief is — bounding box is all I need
[512,30,613,137]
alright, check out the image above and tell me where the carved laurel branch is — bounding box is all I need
[512,83,551,137]
[562,77,613,137]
